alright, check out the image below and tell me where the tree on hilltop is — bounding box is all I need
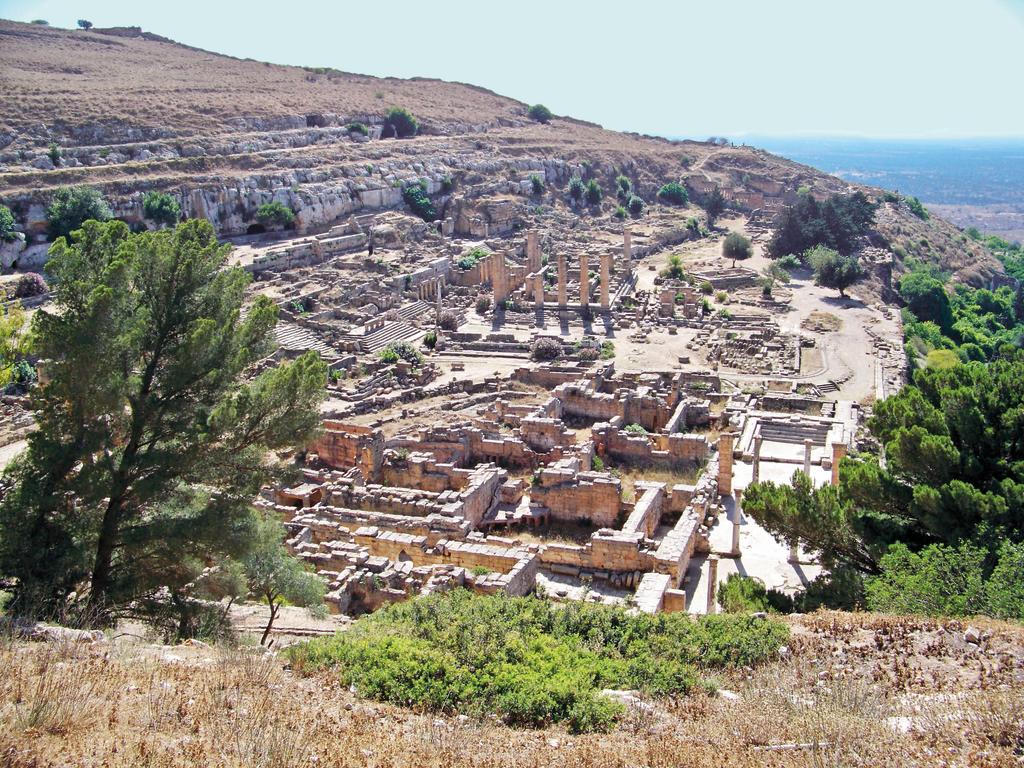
[527,104,553,123]
[77,19,93,29]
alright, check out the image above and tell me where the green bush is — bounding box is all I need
[423,331,438,349]
[0,206,16,242]
[402,182,436,222]
[661,253,686,280]
[613,205,627,220]
[475,296,491,315]
[568,176,585,201]
[345,121,370,136]
[46,186,112,240]
[623,423,647,435]
[591,455,605,471]
[529,174,545,195]
[904,195,929,220]
[457,246,489,271]
[866,541,1024,620]
[256,201,296,229]
[142,191,181,228]
[287,590,787,731]
[584,179,603,206]
[658,182,689,206]
[615,174,632,200]
[527,104,553,123]
[717,574,793,614]
[627,194,644,217]
[47,142,61,167]
[379,341,423,366]
[441,175,454,194]
[776,253,802,270]
[384,107,419,138]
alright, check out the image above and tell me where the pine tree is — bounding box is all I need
[0,219,327,619]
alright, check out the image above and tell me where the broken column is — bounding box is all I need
[731,489,742,557]
[717,431,734,497]
[623,226,632,268]
[534,273,544,310]
[435,282,442,329]
[557,253,567,308]
[579,253,590,308]
[751,428,763,485]
[527,230,541,272]
[600,251,611,310]
[789,538,800,564]
[831,441,847,487]
[803,438,813,477]
[706,554,719,614]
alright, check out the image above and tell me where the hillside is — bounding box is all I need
[0,20,1005,292]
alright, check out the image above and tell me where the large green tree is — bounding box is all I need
[0,219,327,619]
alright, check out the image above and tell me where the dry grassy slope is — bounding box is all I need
[0,20,1006,288]
[0,21,527,139]
[2,612,1022,768]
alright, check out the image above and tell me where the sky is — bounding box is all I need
[2,0,1023,140]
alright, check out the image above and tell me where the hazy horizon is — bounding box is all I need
[2,0,1022,140]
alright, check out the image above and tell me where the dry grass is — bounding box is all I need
[2,612,1019,767]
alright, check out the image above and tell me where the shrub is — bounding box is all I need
[142,191,180,228]
[47,143,61,167]
[715,290,729,303]
[613,205,627,220]
[46,186,112,240]
[658,182,689,206]
[423,331,437,349]
[287,590,787,732]
[402,182,436,222]
[456,246,488,271]
[256,201,296,229]
[717,574,792,613]
[439,310,459,331]
[380,341,423,366]
[0,205,16,242]
[686,216,701,235]
[661,253,685,280]
[699,280,713,294]
[475,296,491,315]
[568,176,585,201]
[615,175,632,200]
[531,337,562,361]
[440,175,454,194]
[529,174,545,195]
[623,423,647,435]
[776,253,802,270]
[15,273,46,298]
[527,104,553,123]
[599,340,615,359]
[591,455,605,471]
[905,195,929,219]
[627,194,644,217]
[584,179,603,206]
[345,121,370,136]
[383,107,419,138]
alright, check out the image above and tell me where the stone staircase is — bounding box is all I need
[362,321,425,353]
[757,418,832,445]
[274,322,337,358]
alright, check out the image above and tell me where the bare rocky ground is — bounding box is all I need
[1,612,1021,768]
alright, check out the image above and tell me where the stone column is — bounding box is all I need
[534,273,544,310]
[493,251,509,305]
[803,438,813,477]
[600,251,611,310]
[751,428,763,485]
[831,441,847,487]
[623,226,632,267]
[557,253,567,308]
[706,555,719,614]
[435,282,442,329]
[717,431,734,497]
[579,253,590,308]
[527,230,540,272]
[789,539,799,564]
[731,489,743,557]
